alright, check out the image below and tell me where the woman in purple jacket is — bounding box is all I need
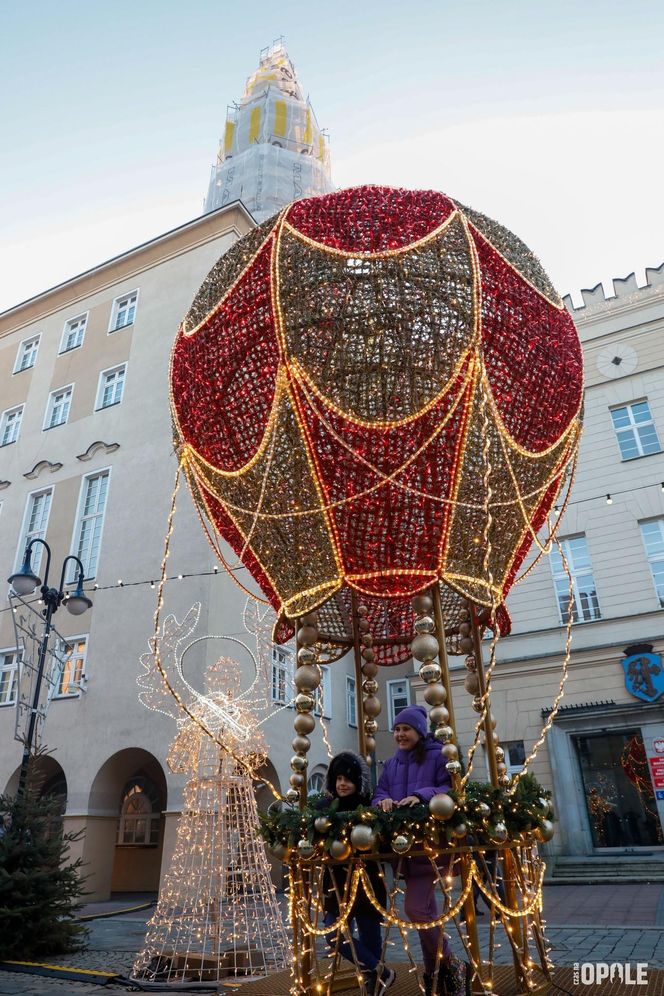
[372,705,467,996]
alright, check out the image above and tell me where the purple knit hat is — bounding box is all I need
[392,704,428,738]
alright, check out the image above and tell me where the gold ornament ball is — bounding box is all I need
[294,713,316,735]
[442,743,458,760]
[295,692,315,713]
[297,645,317,666]
[499,774,511,787]
[464,654,476,671]
[298,625,319,647]
[412,634,440,662]
[452,823,468,838]
[429,705,449,726]
[329,839,351,860]
[362,660,379,679]
[315,816,332,832]
[459,636,474,654]
[464,672,479,695]
[350,823,376,851]
[496,761,507,774]
[472,696,483,713]
[538,819,555,842]
[435,725,454,743]
[414,615,436,635]
[358,618,370,633]
[357,603,369,616]
[290,755,308,772]
[477,802,491,817]
[495,746,505,761]
[391,833,413,854]
[301,611,319,627]
[361,647,376,663]
[365,736,376,752]
[298,838,316,858]
[458,621,471,637]
[361,633,373,648]
[363,696,381,718]
[419,662,442,683]
[364,719,378,735]
[538,797,551,815]
[459,608,469,622]
[429,793,456,821]
[292,735,311,753]
[290,773,304,788]
[362,678,378,695]
[446,759,462,775]
[424,683,447,706]
[285,788,300,804]
[412,594,433,613]
[295,663,320,690]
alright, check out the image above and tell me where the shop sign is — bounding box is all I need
[649,756,664,789]
[622,644,664,703]
[654,738,664,754]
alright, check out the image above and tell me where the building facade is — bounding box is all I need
[375,265,664,863]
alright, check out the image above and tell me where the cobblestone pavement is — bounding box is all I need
[3,885,664,995]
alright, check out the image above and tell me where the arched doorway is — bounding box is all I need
[255,758,283,889]
[87,748,167,900]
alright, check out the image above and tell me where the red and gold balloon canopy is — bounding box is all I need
[171,186,582,663]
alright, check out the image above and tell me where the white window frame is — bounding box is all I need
[387,677,411,728]
[346,675,357,727]
[117,780,160,846]
[59,312,88,354]
[314,664,332,719]
[503,740,526,778]
[14,487,54,576]
[69,469,111,581]
[0,404,24,446]
[549,535,601,624]
[610,400,662,461]
[108,289,139,333]
[640,518,664,607]
[53,635,87,698]
[95,363,127,411]
[0,650,19,707]
[14,334,40,373]
[271,645,293,705]
[308,768,326,795]
[43,384,73,430]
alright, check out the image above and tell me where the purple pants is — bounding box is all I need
[404,868,451,972]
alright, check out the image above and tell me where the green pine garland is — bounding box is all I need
[259,774,553,855]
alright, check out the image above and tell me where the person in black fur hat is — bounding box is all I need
[321,752,395,994]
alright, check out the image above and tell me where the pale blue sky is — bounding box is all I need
[1,0,662,311]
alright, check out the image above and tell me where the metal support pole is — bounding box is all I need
[17,597,56,798]
[469,605,499,788]
[350,591,367,759]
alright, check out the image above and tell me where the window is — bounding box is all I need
[117,778,160,846]
[14,335,40,372]
[54,637,87,697]
[271,646,293,704]
[640,519,664,606]
[550,535,601,624]
[0,652,18,706]
[16,488,53,576]
[96,364,126,410]
[44,385,73,429]
[72,471,109,579]
[59,313,87,353]
[0,405,24,446]
[388,678,411,727]
[110,291,138,332]
[314,664,332,718]
[610,401,661,460]
[503,740,526,778]
[346,675,357,727]
[308,770,326,795]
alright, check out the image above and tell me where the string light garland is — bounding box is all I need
[170,184,583,662]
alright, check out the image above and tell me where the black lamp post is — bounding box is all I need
[8,538,92,796]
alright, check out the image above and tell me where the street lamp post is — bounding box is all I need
[8,538,92,796]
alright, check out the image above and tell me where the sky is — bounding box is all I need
[1,0,663,312]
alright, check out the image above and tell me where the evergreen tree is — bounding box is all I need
[0,754,88,958]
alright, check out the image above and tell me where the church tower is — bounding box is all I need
[204,40,334,221]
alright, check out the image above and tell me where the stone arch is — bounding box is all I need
[254,758,283,889]
[308,763,327,795]
[86,748,167,899]
[4,756,67,810]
